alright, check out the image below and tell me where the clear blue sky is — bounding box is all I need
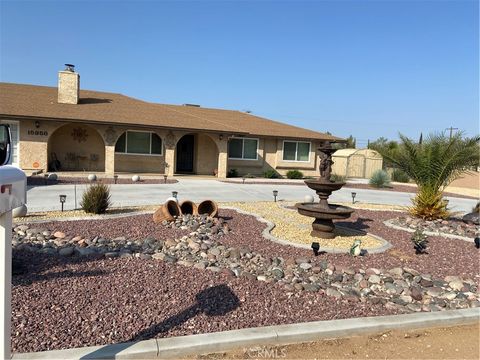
[1,0,478,146]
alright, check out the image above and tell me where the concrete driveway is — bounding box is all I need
[25,178,477,213]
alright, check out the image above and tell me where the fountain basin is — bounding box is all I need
[295,202,354,239]
[304,180,346,193]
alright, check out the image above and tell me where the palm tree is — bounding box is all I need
[380,132,480,220]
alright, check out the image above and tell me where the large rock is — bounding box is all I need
[462,212,479,225]
[12,204,27,218]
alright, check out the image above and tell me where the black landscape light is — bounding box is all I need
[351,192,356,204]
[475,237,480,249]
[273,190,278,202]
[172,191,178,199]
[242,176,246,184]
[44,173,49,185]
[113,175,118,184]
[59,194,67,212]
[163,174,168,184]
[311,242,320,256]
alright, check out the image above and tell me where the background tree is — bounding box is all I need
[379,132,480,220]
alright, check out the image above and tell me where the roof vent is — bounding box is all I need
[64,64,75,72]
[183,103,200,107]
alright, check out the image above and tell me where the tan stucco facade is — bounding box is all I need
[4,117,322,178]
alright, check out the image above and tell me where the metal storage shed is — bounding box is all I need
[332,148,383,178]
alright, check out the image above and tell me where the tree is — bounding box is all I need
[379,132,480,220]
[369,137,400,168]
[345,135,356,148]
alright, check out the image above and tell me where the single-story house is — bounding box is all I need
[0,65,343,178]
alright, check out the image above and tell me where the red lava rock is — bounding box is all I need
[11,208,480,353]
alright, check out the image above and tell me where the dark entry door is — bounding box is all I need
[176,135,195,173]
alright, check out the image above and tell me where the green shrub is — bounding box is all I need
[369,169,391,188]
[244,173,256,178]
[330,173,346,182]
[227,168,239,178]
[391,168,410,183]
[286,170,304,179]
[81,183,111,214]
[263,169,280,179]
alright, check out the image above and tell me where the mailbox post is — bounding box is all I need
[0,165,26,360]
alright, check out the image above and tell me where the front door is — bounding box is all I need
[176,135,195,173]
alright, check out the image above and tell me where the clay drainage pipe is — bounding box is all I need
[153,200,182,223]
[180,200,198,215]
[197,200,218,217]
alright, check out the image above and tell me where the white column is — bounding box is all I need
[0,211,12,360]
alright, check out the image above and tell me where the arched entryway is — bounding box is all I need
[175,133,219,175]
[48,123,105,172]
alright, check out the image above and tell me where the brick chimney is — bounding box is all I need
[58,64,80,104]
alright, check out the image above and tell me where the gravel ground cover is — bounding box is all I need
[27,176,177,186]
[224,202,384,250]
[389,215,479,238]
[11,208,480,353]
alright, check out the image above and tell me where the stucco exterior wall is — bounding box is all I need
[195,133,218,175]
[48,123,105,171]
[228,138,321,177]
[115,153,165,173]
[12,117,323,179]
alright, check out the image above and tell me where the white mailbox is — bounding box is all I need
[0,165,27,214]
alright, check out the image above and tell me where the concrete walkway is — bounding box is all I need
[25,178,477,213]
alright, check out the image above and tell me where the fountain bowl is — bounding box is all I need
[296,202,354,239]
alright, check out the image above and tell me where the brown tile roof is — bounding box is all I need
[0,82,342,141]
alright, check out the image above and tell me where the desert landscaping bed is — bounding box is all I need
[11,208,480,353]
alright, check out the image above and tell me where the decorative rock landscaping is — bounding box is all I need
[225,202,386,250]
[11,207,480,353]
[388,215,479,239]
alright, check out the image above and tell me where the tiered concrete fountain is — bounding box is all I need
[296,141,354,239]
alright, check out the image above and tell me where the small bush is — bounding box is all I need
[286,170,304,179]
[244,173,256,178]
[227,168,239,178]
[391,168,410,183]
[263,169,280,179]
[330,173,346,182]
[81,183,111,214]
[411,228,428,254]
[369,170,391,188]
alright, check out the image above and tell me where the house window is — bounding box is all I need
[283,141,311,162]
[228,137,258,160]
[115,131,162,155]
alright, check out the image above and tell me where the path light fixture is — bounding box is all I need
[444,199,449,208]
[242,176,246,184]
[273,190,278,202]
[351,192,356,204]
[44,173,49,185]
[59,194,67,212]
[163,174,168,184]
[311,242,320,256]
[172,191,178,199]
[113,175,118,184]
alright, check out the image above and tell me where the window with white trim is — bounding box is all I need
[283,141,311,162]
[228,137,258,160]
[115,131,162,155]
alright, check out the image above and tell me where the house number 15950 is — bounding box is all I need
[27,130,48,136]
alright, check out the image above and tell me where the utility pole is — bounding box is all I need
[446,127,458,139]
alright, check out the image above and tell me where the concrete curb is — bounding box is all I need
[383,219,474,242]
[13,308,479,359]
[224,206,392,254]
